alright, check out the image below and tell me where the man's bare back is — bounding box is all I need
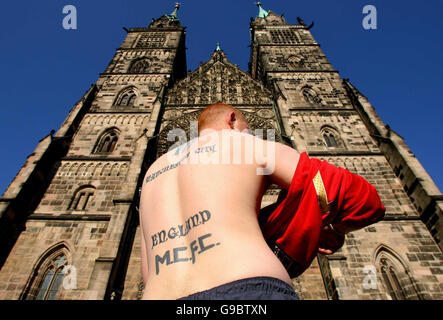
[139,130,299,299]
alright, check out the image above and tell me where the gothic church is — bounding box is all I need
[1,3,442,300]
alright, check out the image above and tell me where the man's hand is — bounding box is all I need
[317,225,345,255]
[261,189,347,256]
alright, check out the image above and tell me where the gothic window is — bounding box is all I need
[321,127,340,148]
[21,245,69,300]
[129,58,150,73]
[302,87,321,104]
[135,33,166,48]
[380,258,406,300]
[68,185,95,211]
[116,89,137,106]
[229,86,237,101]
[375,246,420,300]
[121,95,128,105]
[35,254,67,300]
[128,94,136,106]
[93,128,119,154]
[270,30,298,44]
[324,132,337,148]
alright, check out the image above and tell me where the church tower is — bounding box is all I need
[0,4,186,300]
[0,3,442,300]
[247,2,443,299]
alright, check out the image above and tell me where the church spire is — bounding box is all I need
[256,2,269,18]
[167,2,180,21]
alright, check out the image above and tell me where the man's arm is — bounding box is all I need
[266,141,300,190]
[262,141,339,254]
[258,140,298,220]
[261,140,385,255]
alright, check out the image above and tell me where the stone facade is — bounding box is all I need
[0,6,442,300]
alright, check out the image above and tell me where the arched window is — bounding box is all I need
[321,127,340,148]
[128,94,136,106]
[68,185,95,211]
[375,246,420,300]
[302,87,321,104]
[116,89,137,106]
[93,128,119,154]
[35,254,67,300]
[21,245,69,300]
[129,58,150,73]
[380,257,406,300]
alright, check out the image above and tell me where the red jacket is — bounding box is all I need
[259,152,386,277]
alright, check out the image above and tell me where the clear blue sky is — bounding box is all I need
[0,0,442,195]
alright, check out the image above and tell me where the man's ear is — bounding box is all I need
[228,112,236,129]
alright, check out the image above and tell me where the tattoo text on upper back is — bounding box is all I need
[145,144,216,184]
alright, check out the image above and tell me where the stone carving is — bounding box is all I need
[136,278,144,300]
[257,108,275,119]
[162,109,182,120]
[58,161,129,178]
[166,51,272,105]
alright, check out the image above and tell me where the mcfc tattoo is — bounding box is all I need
[154,233,221,275]
[150,209,221,275]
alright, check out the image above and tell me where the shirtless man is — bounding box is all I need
[139,103,380,300]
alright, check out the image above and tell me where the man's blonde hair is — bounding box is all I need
[197,103,247,135]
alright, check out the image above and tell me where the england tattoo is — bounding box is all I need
[150,209,221,275]
[151,210,211,249]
